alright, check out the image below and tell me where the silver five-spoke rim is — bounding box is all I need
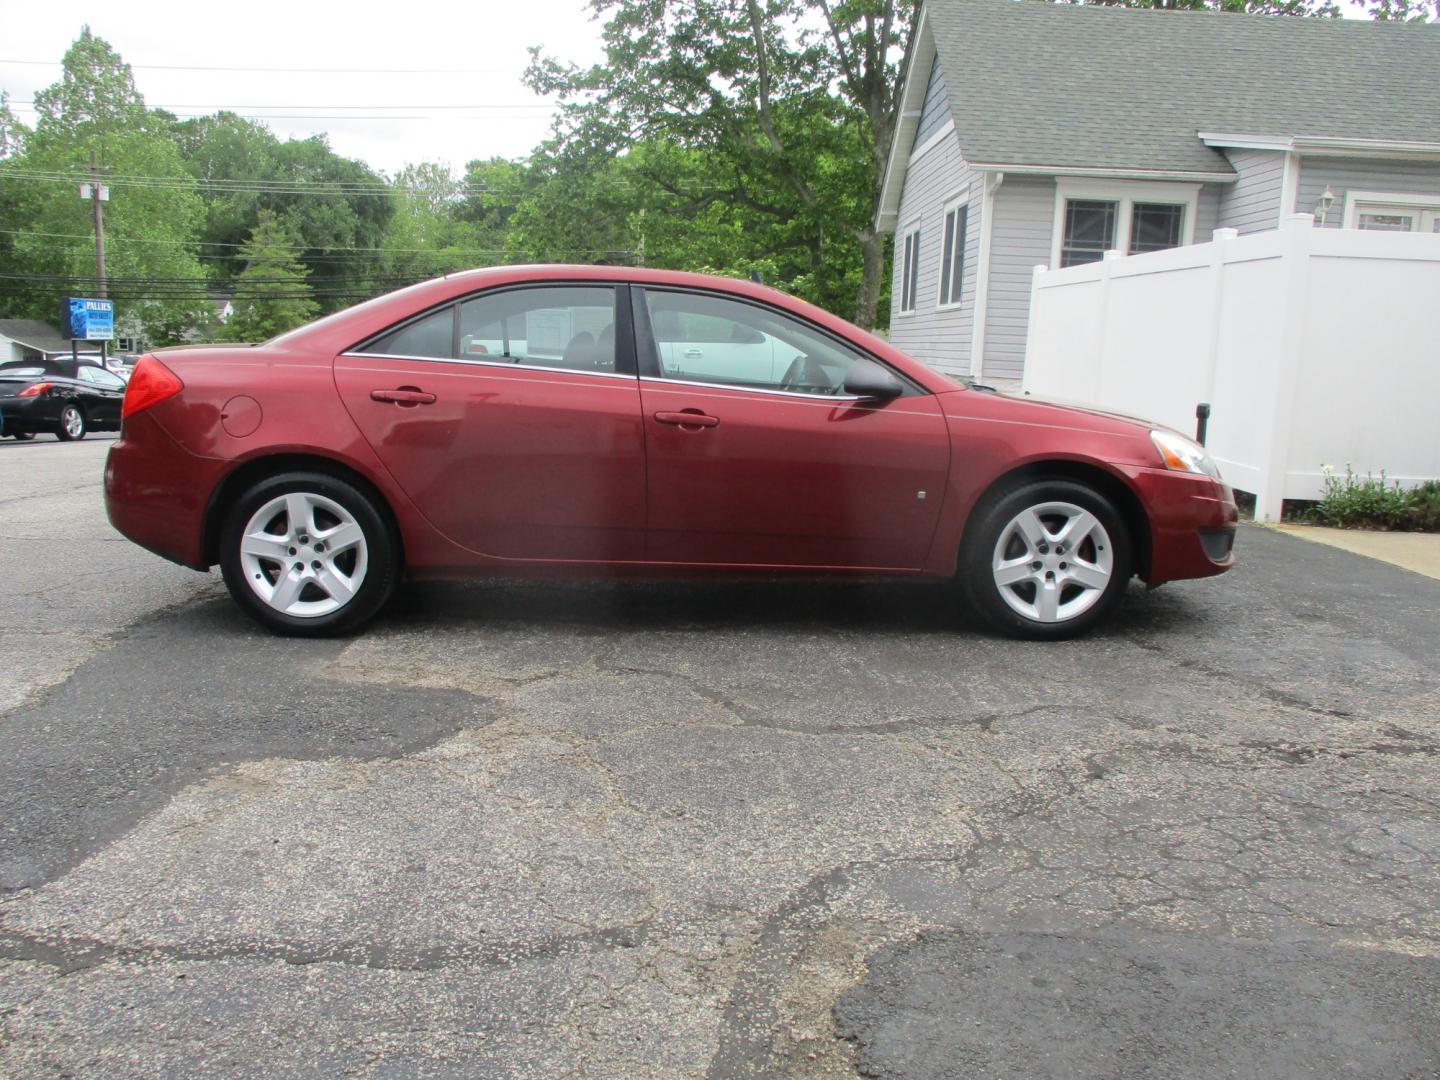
[239,492,368,618]
[991,501,1113,624]
[63,407,83,438]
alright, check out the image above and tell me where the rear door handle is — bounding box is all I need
[370,388,436,406]
[654,410,719,428]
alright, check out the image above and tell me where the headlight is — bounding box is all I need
[1150,429,1222,480]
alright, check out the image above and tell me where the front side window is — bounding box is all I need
[938,203,968,307]
[643,289,876,396]
[899,226,921,313]
[1061,200,1118,267]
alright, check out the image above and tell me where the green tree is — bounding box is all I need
[31,26,149,136]
[218,210,318,341]
[377,161,487,282]
[0,29,209,344]
[0,91,27,159]
[527,0,911,328]
[1362,0,1435,19]
[172,119,394,311]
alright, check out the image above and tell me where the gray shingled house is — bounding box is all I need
[878,0,1440,382]
[0,319,73,364]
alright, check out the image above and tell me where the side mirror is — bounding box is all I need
[843,358,904,400]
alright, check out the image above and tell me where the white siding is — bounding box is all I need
[1217,149,1286,234]
[982,176,1054,381]
[887,134,982,375]
[1296,157,1440,228]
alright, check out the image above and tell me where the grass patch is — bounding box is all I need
[1295,467,1440,532]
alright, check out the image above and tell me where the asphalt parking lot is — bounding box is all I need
[2,435,1437,1078]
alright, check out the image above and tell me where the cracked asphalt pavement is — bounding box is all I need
[2,436,1438,1078]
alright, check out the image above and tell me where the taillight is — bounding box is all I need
[18,382,54,397]
[121,356,184,419]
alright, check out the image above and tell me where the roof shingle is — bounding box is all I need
[926,0,1440,175]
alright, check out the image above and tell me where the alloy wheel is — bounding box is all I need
[990,500,1114,624]
[237,492,369,618]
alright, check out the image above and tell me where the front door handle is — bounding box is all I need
[654,410,719,429]
[371,387,436,406]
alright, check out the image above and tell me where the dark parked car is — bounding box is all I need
[0,359,127,440]
[105,265,1237,639]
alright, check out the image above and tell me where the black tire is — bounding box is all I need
[218,470,398,637]
[960,478,1133,641]
[10,432,36,441]
[56,404,87,441]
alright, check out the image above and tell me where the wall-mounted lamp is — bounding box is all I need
[1314,186,1336,226]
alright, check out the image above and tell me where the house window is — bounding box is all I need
[1052,181,1199,270]
[938,202,968,307]
[1129,203,1185,254]
[899,226,921,313]
[1342,191,1440,233]
[1061,200,1118,267]
[1358,212,1414,232]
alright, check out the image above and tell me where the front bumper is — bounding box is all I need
[1125,466,1238,585]
[105,411,227,569]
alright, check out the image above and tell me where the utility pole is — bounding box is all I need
[88,150,107,298]
[80,150,110,362]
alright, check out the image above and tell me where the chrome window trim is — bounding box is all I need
[640,375,861,402]
[339,352,638,381]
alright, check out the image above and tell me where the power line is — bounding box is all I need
[0,229,626,257]
[0,167,721,199]
[8,101,555,111]
[0,168,468,194]
[0,59,515,74]
[11,111,554,122]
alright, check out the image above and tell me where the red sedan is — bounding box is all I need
[105,265,1236,639]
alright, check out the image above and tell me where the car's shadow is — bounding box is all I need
[367,576,1204,641]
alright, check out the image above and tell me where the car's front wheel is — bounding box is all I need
[961,479,1133,640]
[219,471,398,637]
[56,404,86,441]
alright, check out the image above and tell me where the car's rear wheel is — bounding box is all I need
[219,471,397,637]
[56,405,86,441]
[10,431,35,441]
[961,479,1132,640]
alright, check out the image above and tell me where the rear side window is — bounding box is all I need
[458,287,617,373]
[80,366,127,389]
[355,286,620,375]
[361,307,455,359]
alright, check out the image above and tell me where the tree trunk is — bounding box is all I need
[854,224,885,329]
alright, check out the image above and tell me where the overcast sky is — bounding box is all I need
[1,0,608,176]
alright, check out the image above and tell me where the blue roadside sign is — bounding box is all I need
[61,297,115,341]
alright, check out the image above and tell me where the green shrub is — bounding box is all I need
[1310,467,1440,532]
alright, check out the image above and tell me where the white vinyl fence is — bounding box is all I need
[1022,214,1440,520]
